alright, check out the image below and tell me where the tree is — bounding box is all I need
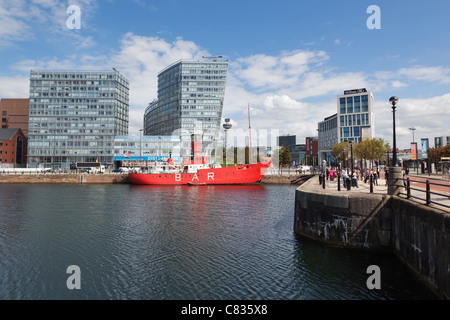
[331,141,351,164]
[279,146,292,166]
[429,144,450,169]
[354,138,389,168]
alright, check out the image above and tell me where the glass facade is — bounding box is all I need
[337,92,374,143]
[144,59,228,157]
[27,70,129,168]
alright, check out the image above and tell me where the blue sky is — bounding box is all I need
[1,0,450,149]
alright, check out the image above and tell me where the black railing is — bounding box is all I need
[403,177,450,209]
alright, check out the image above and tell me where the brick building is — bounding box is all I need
[0,128,27,168]
[0,98,30,137]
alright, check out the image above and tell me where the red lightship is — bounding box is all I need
[128,134,270,186]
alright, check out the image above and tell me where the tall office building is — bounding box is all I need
[337,88,374,143]
[144,58,229,157]
[318,88,374,164]
[28,69,129,168]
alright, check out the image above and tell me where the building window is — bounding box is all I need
[354,96,360,113]
[346,97,353,113]
[362,95,369,112]
[343,127,350,138]
[1,118,6,122]
[340,98,346,114]
[354,126,360,137]
[2,111,6,115]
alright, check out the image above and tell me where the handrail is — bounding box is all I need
[402,177,450,209]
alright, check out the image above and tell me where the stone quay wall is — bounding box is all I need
[294,177,450,299]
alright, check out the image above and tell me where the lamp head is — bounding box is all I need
[389,96,398,106]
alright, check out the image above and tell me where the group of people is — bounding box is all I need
[322,167,381,188]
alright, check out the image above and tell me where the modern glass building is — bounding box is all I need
[144,58,229,158]
[27,69,129,168]
[318,88,375,165]
[337,88,374,143]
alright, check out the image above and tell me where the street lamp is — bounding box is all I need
[389,96,398,167]
[349,140,354,184]
[388,96,403,195]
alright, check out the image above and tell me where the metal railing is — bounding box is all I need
[402,177,450,209]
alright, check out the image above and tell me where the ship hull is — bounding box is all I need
[128,162,270,185]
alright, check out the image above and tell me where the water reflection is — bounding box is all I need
[0,184,439,300]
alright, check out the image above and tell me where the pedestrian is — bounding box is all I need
[342,168,348,188]
[371,169,378,186]
[326,168,329,180]
[330,167,335,181]
[352,169,358,188]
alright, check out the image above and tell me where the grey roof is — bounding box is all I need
[0,128,19,141]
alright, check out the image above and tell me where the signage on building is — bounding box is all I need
[420,138,429,159]
[411,142,417,160]
[344,88,367,95]
[361,127,371,140]
[306,137,311,156]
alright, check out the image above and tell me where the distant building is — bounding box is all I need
[277,135,296,148]
[0,98,29,137]
[144,58,229,158]
[434,136,450,148]
[305,136,318,165]
[113,135,181,166]
[289,144,306,165]
[27,70,129,168]
[318,88,375,165]
[0,128,27,168]
[317,114,338,165]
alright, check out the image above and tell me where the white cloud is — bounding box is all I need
[398,66,450,84]
[0,0,98,48]
[1,32,449,150]
[373,93,450,148]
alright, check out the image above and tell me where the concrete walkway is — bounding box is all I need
[308,174,450,211]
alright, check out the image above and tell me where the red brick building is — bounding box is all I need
[0,98,29,137]
[0,128,27,168]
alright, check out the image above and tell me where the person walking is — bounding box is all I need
[342,167,348,188]
[352,169,358,188]
[371,169,378,186]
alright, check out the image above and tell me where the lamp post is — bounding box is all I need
[349,140,354,186]
[389,96,398,167]
[388,96,403,195]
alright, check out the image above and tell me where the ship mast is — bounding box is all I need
[248,103,252,164]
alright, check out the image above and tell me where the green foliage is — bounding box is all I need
[279,146,292,165]
[354,138,389,161]
[331,141,351,162]
[429,145,450,163]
